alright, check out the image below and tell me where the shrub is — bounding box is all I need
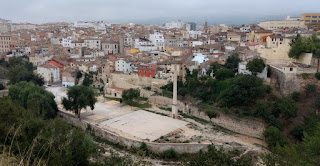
[0,83,4,90]
[301,73,310,79]
[290,125,304,141]
[215,68,234,80]
[255,100,271,118]
[264,126,287,148]
[315,96,320,110]
[139,142,149,155]
[305,84,317,96]
[265,115,282,129]
[265,85,272,94]
[162,148,178,159]
[272,98,298,119]
[206,110,217,120]
[315,72,320,80]
[291,91,301,101]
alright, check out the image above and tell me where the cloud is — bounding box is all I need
[0,0,319,25]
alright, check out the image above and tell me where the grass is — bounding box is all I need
[159,107,172,112]
[105,97,121,101]
[145,109,169,117]
[179,111,210,124]
[124,100,151,109]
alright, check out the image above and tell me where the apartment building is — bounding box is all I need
[301,13,320,24]
[0,35,11,53]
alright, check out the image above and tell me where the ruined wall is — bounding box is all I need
[58,112,243,154]
[109,73,167,89]
[269,65,300,95]
[147,94,265,138]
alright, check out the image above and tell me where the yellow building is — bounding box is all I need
[301,13,320,24]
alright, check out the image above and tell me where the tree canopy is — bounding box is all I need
[122,88,140,101]
[225,54,240,71]
[0,97,96,166]
[215,68,234,80]
[8,81,58,119]
[247,58,266,75]
[62,85,97,118]
[288,34,320,59]
[218,75,265,107]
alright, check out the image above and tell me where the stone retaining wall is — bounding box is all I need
[58,112,244,154]
[146,94,265,139]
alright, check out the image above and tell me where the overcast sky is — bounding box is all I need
[1,0,319,25]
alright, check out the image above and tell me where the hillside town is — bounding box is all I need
[1,12,320,166]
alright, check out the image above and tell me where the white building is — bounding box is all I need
[115,58,132,74]
[240,25,251,32]
[62,36,73,47]
[37,63,60,83]
[84,38,101,50]
[164,21,185,29]
[74,21,105,30]
[258,19,306,30]
[192,53,209,65]
[134,38,156,52]
[188,31,202,39]
[149,31,165,51]
[62,71,75,87]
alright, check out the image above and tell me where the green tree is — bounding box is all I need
[62,85,97,118]
[255,100,271,118]
[206,62,224,76]
[288,34,311,59]
[305,84,317,96]
[206,110,217,120]
[247,58,266,75]
[264,126,287,148]
[122,88,140,101]
[8,81,58,119]
[215,68,234,80]
[9,65,44,86]
[225,54,240,71]
[218,75,265,107]
[82,73,93,86]
[272,98,298,119]
[291,91,301,101]
[0,83,4,90]
[290,125,304,141]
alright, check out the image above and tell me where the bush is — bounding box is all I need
[255,100,271,118]
[315,72,320,80]
[139,142,149,155]
[264,126,287,148]
[265,85,272,94]
[305,84,317,96]
[291,91,301,101]
[0,83,4,90]
[122,88,140,101]
[290,125,304,141]
[315,96,320,110]
[162,148,178,159]
[301,73,310,79]
[215,68,234,80]
[206,110,217,120]
[265,115,282,129]
[272,98,298,119]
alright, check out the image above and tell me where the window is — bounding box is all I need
[312,20,317,22]
[306,16,311,18]
[312,16,317,18]
[290,68,293,71]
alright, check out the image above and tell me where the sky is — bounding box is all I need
[0,0,319,25]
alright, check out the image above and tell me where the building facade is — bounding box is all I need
[0,35,11,53]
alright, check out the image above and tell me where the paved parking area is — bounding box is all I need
[47,87,188,141]
[100,110,188,141]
